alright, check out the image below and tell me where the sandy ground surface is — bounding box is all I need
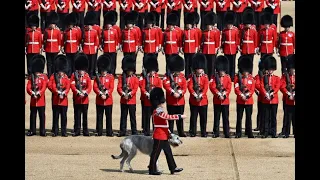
[26,2,295,179]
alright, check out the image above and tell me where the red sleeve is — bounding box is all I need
[215,30,221,48]
[95,32,99,47]
[78,29,82,42]
[26,80,32,96]
[140,78,147,95]
[181,76,187,95]
[117,75,124,96]
[39,32,42,49]
[234,75,242,96]
[209,76,219,95]
[155,29,160,47]
[235,29,240,46]
[260,76,267,96]
[177,31,182,48]
[202,76,209,95]
[39,76,48,95]
[70,74,77,93]
[157,112,180,120]
[163,76,173,94]
[195,31,199,50]
[197,29,202,47]
[114,29,119,46]
[109,76,115,94]
[85,75,92,94]
[273,77,280,94]
[280,76,288,94]
[257,30,261,47]
[249,78,255,97]
[292,32,295,49]
[255,75,261,91]
[130,77,139,96]
[226,77,232,96]
[57,30,61,48]
[187,76,195,95]
[93,78,100,95]
[254,30,258,48]
[273,29,277,48]
[47,75,54,91]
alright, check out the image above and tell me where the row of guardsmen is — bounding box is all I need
[25,0,282,32]
[26,49,295,138]
[25,5,294,82]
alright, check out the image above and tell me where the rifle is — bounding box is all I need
[191,67,202,101]
[263,73,274,99]
[285,71,295,99]
[238,72,250,99]
[221,31,226,50]
[141,31,145,52]
[74,70,83,94]
[167,68,180,93]
[142,66,151,99]
[101,28,105,50]
[95,71,109,97]
[31,73,39,98]
[200,32,205,53]
[122,72,131,98]
[25,31,30,53]
[54,73,65,98]
[215,72,226,99]
[162,33,166,54]
[43,30,48,51]
[81,29,85,51]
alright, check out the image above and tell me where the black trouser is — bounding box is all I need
[103,11,109,18]
[144,53,158,59]
[77,11,85,31]
[123,52,136,69]
[256,101,263,130]
[261,53,272,58]
[177,9,181,27]
[26,10,38,27]
[73,104,89,134]
[189,105,208,136]
[119,104,137,135]
[205,54,216,78]
[66,53,76,77]
[138,12,145,30]
[236,104,253,137]
[104,52,117,75]
[96,105,113,135]
[167,105,185,135]
[225,54,236,81]
[149,139,177,173]
[283,105,295,136]
[280,56,291,73]
[141,100,144,130]
[58,13,68,31]
[165,54,177,71]
[29,106,46,135]
[152,11,160,27]
[254,12,262,30]
[143,105,154,135]
[168,10,180,27]
[120,11,128,29]
[46,52,58,77]
[52,105,68,135]
[217,11,226,31]
[184,53,195,78]
[40,12,49,32]
[94,10,101,26]
[235,12,242,27]
[262,103,278,136]
[273,14,278,27]
[213,104,230,136]
[161,9,165,29]
[26,53,38,75]
[87,54,97,78]
[200,11,210,31]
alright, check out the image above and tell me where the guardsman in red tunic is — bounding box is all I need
[117,56,140,136]
[56,0,70,31]
[101,12,119,75]
[26,55,48,136]
[162,14,182,69]
[201,12,221,78]
[249,0,264,29]
[199,0,214,30]
[193,12,202,50]
[215,0,231,31]
[71,0,86,30]
[221,10,239,81]
[280,54,295,138]
[43,12,62,77]
[86,0,102,25]
[187,54,209,137]
[39,0,55,32]
[163,55,187,137]
[278,15,295,73]
[209,56,232,138]
[131,11,143,59]
[148,87,185,175]
[239,8,258,71]
[70,53,92,136]
[63,14,82,77]
[82,12,99,79]
[119,0,133,29]
[234,55,255,138]
[259,56,280,138]
[48,55,71,137]
[142,12,160,58]
[182,13,199,77]
[93,55,115,136]
[139,55,163,136]
[231,0,248,27]
[257,10,277,57]
[25,15,42,75]
[266,0,280,25]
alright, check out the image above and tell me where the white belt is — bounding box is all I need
[123,40,135,43]
[166,41,176,44]
[28,42,39,44]
[66,40,77,43]
[225,41,236,44]
[185,40,195,43]
[145,40,156,43]
[154,125,169,128]
[243,40,254,43]
[280,43,293,46]
[47,39,58,42]
[262,40,272,43]
[104,41,115,43]
[84,42,94,45]
[204,42,215,44]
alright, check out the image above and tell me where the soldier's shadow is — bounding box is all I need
[100,168,149,175]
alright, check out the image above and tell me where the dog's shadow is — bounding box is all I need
[100,169,150,175]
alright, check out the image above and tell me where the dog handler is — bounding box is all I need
[148,87,185,175]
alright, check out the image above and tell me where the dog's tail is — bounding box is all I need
[111,143,125,159]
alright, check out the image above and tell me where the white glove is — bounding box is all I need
[193,93,198,99]
[265,93,271,100]
[36,91,41,96]
[217,92,222,97]
[177,90,183,95]
[240,93,246,98]
[198,93,203,98]
[255,47,259,54]
[31,91,36,96]
[146,92,150,98]
[286,91,292,97]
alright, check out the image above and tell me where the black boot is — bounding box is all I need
[171,167,183,174]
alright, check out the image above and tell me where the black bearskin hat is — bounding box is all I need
[215,55,229,72]
[30,54,45,73]
[204,12,217,26]
[150,87,166,108]
[224,10,236,25]
[84,11,96,25]
[168,55,185,72]
[143,54,159,72]
[74,53,89,71]
[47,12,59,25]
[54,55,69,73]
[280,15,293,28]
[192,53,207,70]
[184,13,195,25]
[238,55,253,73]
[145,12,156,24]
[167,13,179,26]
[97,54,112,72]
[121,55,136,71]
[193,12,200,24]
[28,14,39,27]
[264,56,277,70]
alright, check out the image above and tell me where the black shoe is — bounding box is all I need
[224,135,230,138]
[179,133,187,137]
[235,135,241,138]
[248,135,255,138]
[171,168,183,174]
[106,133,114,137]
[62,133,68,137]
[282,135,289,138]
[132,132,138,135]
[83,133,90,136]
[272,135,278,138]
[261,135,268,138]
[253,128,259,131]
[212,134,219,138]
[201,134,207,138]
[95,133,102,136]
[190,134,196,137]
[278,132,284,136]
[149,171,161,175]
[117,133,126,137]
[52,133,57,137]
[40,134,47,137]
[26,131,36,136]
[73,133,80,137]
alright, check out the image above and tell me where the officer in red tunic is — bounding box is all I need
[101,12,119,75]
[259,56,280,138]
[93,55,115,136]
[26,55,48,136]
[163,55,187,137]
[182,13,199,77]
[70,53,92,136]
[148,87,185,175]
[25,15,42,75]
[239,8,258,71]
[221,10,239,82]
[201,12,221,78]
[192,12,202,49]
[209,56,232,138]
[48,55,71,137]
[82,12,99,79]
[278,15,295,73]
[117,56,140,136]
[257,10,277,57]
[139,54,163,136]
[56,0,70,31]
[234,55,255,138]
[187,54,209,137]
[280,54,295,138]
[142,13,160,58]
[43,12,62,77]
